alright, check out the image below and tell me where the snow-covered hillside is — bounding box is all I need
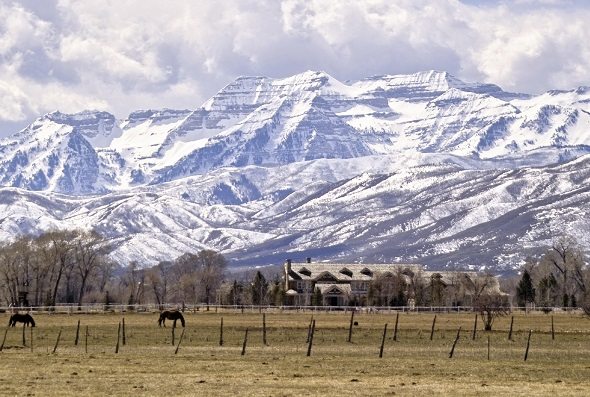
[1,70,590,270]
[1,153,590,271]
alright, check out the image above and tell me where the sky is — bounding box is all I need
[1,0,590,136]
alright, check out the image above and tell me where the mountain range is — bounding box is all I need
[2,70,590,272]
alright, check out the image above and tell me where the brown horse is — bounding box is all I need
[9,313,35,327]
[158,310,185,328]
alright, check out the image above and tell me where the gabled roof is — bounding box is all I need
[316,284,352,295]
[287,262,423,282]
[315,271,339,282]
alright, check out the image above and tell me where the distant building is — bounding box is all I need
[283,258,507,307]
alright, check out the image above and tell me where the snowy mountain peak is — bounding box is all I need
[2,70,589,195]
[1,71,590,270]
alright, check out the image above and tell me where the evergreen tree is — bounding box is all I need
[516,270,536,307]
[251,271,268,306]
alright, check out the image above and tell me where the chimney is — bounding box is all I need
[285,259,292,272]
[306,257,311,264]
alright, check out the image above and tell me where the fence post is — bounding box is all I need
[241,328,249,356]
[524,330,532,361]
[449,326,461,358]
[75,319,80,346]
[52,328,62,354]
[393,313,399,341]
[348,311,355,343]
[115,322,121,354]
[379,323,388,358]
[263,313,267,346]
[0,328,7,352]
[430,315,436,341]
[174,328,185,355]
[306,319,316,357]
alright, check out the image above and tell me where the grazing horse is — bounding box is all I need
[158,310,185,328]
[8,313,35,327]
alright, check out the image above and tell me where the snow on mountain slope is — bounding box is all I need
[1,71,590,271]
[1,154,590,270]
[3,70,590,194]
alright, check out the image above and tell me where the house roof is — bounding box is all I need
[286,262,507,296]
[316,283,352,295]
[287,262,423,282]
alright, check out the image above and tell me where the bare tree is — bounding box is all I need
[35,230,76,307]
[195,250,227,310]
[0,237,32,305]
[540,236,587,307]
[72,230,109,308]
[122,261,142,307]
[465,273,509,331]
[147,261,171,308]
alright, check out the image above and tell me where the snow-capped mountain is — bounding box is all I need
[1,70,590,270]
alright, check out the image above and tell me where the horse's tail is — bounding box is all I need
[179,313,185,327]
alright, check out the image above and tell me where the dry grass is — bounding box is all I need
[0,310,589,396]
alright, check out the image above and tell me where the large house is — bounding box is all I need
[283,258,507,307]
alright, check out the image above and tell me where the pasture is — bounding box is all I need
[0,309,589,396]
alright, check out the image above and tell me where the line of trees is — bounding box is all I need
[0,229,283,309]
[0,230,112,307]
[514,236,590,310]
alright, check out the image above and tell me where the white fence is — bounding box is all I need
[0,303,581,315]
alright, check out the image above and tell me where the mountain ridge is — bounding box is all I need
[0,70,589,271]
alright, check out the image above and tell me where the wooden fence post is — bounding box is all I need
[487,336,490,360]
[449,327,461,358]
[122,317,126,346]
[524,329,532,361]
[393,313,399,341]
[551,316,555,340]
[115,322,121,354]
[263,313,267,346]
[348,311,355,343]
[508,316,514,341]
[219,317,224,346]
[307,319,316,357]
[0,328,8,351]
[306,315,313,343]
[472,313,478,340]
[175,328,185,355]
[430,315,437,341]
[22,324,26,346]
[75,319,80,346]
[30,326,33,353]
[85,326,88,354]
[52,328,62,354]
[241,328,249,356]
[379,323,388,358]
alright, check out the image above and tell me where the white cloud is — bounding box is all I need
[0,0,589,136]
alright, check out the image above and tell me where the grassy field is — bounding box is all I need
[0,309,589,396]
